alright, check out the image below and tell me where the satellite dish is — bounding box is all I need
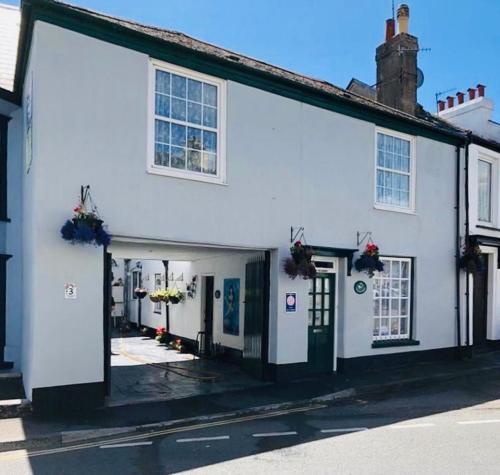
[416,68,424,88]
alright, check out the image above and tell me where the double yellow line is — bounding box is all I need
[0,404,326,462]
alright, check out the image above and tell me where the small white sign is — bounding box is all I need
[64,283,77,299]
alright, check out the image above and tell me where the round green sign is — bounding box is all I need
[354,281,367,295]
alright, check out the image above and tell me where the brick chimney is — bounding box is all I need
[376,4,418,115]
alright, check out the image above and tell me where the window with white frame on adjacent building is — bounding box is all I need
[150,61,225,183]
[375,131,414,212]
[478,158,492,223]
[373,257,412,341]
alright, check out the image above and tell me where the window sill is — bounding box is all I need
[147,165,227,186]
[372,339,420,349]
[374,204,416,216]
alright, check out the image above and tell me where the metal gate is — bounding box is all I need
[242,252,270,379]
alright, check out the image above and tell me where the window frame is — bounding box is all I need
[147,59,227,185]
[372,256,414,342]
[374,127,416,214]
[477,156,494,224]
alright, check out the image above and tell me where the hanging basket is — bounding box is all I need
[284,241,317,280]
[60,186,111,246]
[135,288,148,299]
[354,243,384,278]
[459,243,483,273]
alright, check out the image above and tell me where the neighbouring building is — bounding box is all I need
[439,86,500,347]
[0,0,494,413]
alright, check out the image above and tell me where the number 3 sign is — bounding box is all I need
[64,283,77,299]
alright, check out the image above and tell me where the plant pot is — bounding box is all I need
[135,288,148,299]
[149,295,160,303]
[169,296,180,304]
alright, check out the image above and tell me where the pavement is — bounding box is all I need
[3,365,500,474]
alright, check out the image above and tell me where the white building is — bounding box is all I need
[439,87,500,347]
[0,1,486,413]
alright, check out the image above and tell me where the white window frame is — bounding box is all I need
[147,59,227,185]
[374,127,416,214]
[477,155,494,224]
[373,257,412,341]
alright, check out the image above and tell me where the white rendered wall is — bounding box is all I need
[22,21,460,393]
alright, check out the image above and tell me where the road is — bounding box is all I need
[2,370,500,474]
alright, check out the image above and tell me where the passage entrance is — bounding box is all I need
[308,274,335,373]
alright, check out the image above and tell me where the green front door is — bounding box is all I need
[308,274,335,374]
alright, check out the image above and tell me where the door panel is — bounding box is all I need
[308,275,335,374]
[473,254,488,345]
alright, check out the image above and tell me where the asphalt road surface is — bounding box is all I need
[2,370,500,474]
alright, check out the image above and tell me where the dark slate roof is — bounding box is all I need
[21,0,467,140]
[346,78,376,101]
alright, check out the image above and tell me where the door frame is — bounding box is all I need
[309,256,339,373]
[471,246,496,344]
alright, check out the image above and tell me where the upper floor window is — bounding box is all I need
[478,159,492,223]
[375,130,415,212]
[149,61,226,184]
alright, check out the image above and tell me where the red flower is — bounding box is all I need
[366,243,378,252]
[73,206,82,213]
[294,241,302,247]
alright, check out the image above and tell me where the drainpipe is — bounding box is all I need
[455,144,462,358]
[464,132,472,355]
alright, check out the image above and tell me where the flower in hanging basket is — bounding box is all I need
[354,242,385,278]
[60,188,111,246]
[149,289,170,303]
[166,288,185,304]
[284,241,316,280]
[459,243,483,273]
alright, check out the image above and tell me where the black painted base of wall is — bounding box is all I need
[32,381,105,416]
[264,362,311,382]
[337,346,458,373]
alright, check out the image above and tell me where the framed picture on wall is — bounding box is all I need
[223,278,240,335]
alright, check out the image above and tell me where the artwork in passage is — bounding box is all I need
[223,278,240,335]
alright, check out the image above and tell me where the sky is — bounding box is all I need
[4,0,500,119]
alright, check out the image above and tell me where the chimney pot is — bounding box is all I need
[437,100,445,112]
[456,92,464,105]
[447,96,455,108]
[477,84,485,97]
[385,18,395,41]
[467,88,476,100]
[397,4,410,34]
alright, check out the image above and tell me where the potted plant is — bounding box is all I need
[134,287,148,299]
[459,242,483,273]
[284,241,317,280]
[60,190,111,246]
[167,288,184,304]
[354,242,385,278]
[155,326,168,344]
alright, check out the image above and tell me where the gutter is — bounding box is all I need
[464,132,472,353]
[455,145,462,356]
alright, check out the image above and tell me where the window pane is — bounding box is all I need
[380,318,389,336]
[172,74,187,98]
[373,318,380,336]
[187,79,202,102]
[187,150,201,172]
[478,159,492,222]
[171,98,187,121]
[401,280,409,297]
[187,101,202,125]
[203,130,217,153]
[155,143,169,166]
[401,261,409,278]
[202,152,217,175]
[400,317,408,335]
[391,298,399,316]
[373,299,380,317]
[391,260,400,278]
[155,70,170,94]
[401,298,409,316]
[203,106,217,128]
[381,299,390,316]
[391,318,399,335]
[314,311,322,326]
[187,127,202,150]
[203,83,217,106]
[171,124,186,147]
[155,94,170,118]
[171,147,186,169]
[155,120,170,144]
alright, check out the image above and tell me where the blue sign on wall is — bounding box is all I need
[285,292,297,313]
[223,278,240,335]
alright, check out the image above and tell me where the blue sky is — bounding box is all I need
[5,0,500,118]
